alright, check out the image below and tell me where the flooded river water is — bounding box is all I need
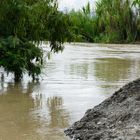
[0,43,140,140]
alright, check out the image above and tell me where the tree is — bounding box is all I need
[132,0,140,41]
[67,0,140,43]
[69,3,96,42]
[95,0,137,43]
[0,0,70,81]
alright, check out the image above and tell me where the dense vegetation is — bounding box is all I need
[0,0,140,81]
[69,0,140,43]
[0,0,70,81]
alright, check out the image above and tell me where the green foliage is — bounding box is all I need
[69,3,97,42]
[132,0,140,41]
[1,0,140,81]
[0,0,71,81]
[95,0,137,43]
[0,36,43,81]
[47,12,72,52]
[68,0,140,43]
[133,0,140,7]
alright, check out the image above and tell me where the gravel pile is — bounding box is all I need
[65,78,140,140]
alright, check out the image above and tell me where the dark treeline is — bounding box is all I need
[68,0,140,43]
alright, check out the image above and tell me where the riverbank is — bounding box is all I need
[65,78,140,139]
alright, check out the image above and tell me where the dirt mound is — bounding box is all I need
[65,78,140,140]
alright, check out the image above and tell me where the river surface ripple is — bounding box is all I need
[0,43,140,140]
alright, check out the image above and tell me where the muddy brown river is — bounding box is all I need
[0,43,140,140]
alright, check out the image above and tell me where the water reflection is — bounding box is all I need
[0,82,36,140]
[0,81,69,140]
[95,58,134,82]
[1,44,140,140]
[47,97,69,128]
[68,63,94,79]
[94,58,140,94]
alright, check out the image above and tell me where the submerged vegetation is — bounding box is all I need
[0,0,140,81]
[68,0,140,43]
[0,0,70,81]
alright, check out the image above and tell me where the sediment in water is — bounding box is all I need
[65,78,140,140]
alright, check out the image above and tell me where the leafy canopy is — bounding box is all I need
[68,0,140,43]
[0,0,71,81]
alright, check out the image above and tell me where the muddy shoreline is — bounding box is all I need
[65,78,140,140]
